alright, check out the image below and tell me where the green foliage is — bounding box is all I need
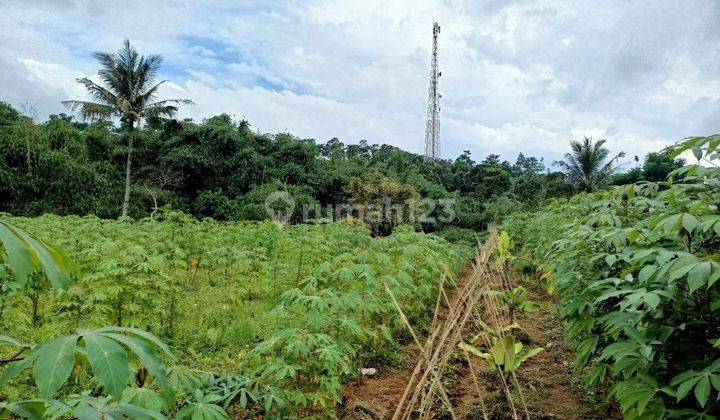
[556,136,624,192]
[611,151,685,185]
[0,101,572,229]
[345,170,421,235]
[62,39,193,217]
[433,226,481,248]
[489,286,540,316]
[496,230,512,267]
[459,334,543,373]
[0,220,75,288]
[175,390,227,420]
[503,135,720,417]
[0,216,467,415]
[1,327,172,399]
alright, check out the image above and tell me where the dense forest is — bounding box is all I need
[0,100,682,236]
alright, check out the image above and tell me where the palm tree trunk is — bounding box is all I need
[121,123,135,217]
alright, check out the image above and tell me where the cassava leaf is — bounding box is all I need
[99,332,170,392]
[83,334,132,399]
[33,334,77,398]
[694,375,711,408]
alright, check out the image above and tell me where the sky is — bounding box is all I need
[1,0,719,165]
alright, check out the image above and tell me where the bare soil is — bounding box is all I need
[340,266,617,419]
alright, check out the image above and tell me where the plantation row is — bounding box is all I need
[0,213,468,417]
[503,135,720,418]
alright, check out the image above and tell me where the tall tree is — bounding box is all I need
[556,137,624,192]
[63,39,192,217]
[641,151,684,181]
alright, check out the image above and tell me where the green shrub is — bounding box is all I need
[503,135,720,418]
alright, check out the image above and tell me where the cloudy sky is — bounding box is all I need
[1,0,718,164]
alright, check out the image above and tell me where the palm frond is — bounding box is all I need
[143,104,179,119]
[136,80,166,106]
[93,51,125,96]
[66,40,190,125]
[146,99,195,108]
[559,136,621,192]
[133,55,163,100]
[61,100,117,121]
[75,78,119,106]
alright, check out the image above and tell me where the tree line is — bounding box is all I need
[0,40,683,236]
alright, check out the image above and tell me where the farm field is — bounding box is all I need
[0,213,468,416]
[2,138,720,418]
[2,5,720,417]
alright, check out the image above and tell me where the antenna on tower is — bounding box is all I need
[424,21,441,160]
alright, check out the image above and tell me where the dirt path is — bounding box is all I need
[509,285,605,418]
[341,260,612,419]
[341,264,472,419]
[450,281,612,419]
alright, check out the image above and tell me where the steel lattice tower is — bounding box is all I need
[424,22,441,159]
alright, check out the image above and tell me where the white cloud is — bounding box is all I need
[0,0,718,164]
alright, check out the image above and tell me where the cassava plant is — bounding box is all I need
[488,286,540,317]
[503,134,720,417]
[459,334,543,374]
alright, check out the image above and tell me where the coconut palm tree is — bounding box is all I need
[63,40,192,217]
[556,137,624,192]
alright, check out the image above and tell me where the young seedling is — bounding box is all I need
[459,334,543,374]
[487,286,540,318]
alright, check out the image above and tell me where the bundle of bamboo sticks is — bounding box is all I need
[385,228,515,420]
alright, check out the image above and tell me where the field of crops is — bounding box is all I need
[0,213,468,416]
[503,136,720,418]
[3,123,719,419]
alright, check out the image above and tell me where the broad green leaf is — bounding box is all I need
[681,214,700,234]
[0,401,45,420]
[100,333,170,392]
[520,301,541,312]
[692,142,703,160]
[575,337,598,366]
[0,335,27,348]
[83,334,132,399]
[638,265,657,282]
[502,335,517,371]
[113,402,166,420]
[458,342,488,359]
[710,374,720,392]
[33,335,77,398]
[671,371,700,386]
[655,214,682,232]
[644,292,661,310]
[694,375,711,407]
[676,377,701,402]
[517,347,544,366]
[169,365,202,394]
[10,224,73,289]
[122,387,167,413]
[688,262,711,292]
[708,263,720,288]
[42,400,72,419]
[94,327,173,359]
[0,222,33,286]
[605,255,617,266]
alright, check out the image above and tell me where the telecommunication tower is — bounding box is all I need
[424,22,441,159]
